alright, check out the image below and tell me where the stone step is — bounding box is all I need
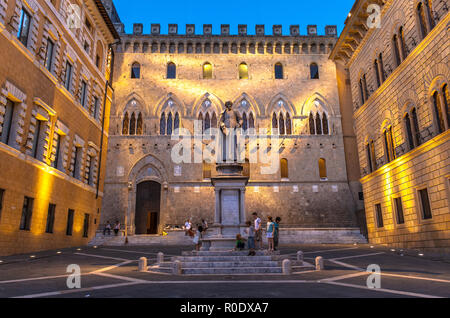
[172,255,279,262]
[182,267,283,275]
[148,265,172,274]
[173,261,281,268]
[182,250,280,256]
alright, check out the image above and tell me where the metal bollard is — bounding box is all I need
[282,259,292,275]
[297,251,304,265]
[315,256,324,271]
[173,260,182,275]
[157,252,164,264]
[138,257,147,272]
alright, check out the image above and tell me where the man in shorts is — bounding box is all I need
[252,212,263,250]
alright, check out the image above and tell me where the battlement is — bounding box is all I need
[114,23,338,37]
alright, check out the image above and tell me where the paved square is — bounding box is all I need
[0,244,449,298]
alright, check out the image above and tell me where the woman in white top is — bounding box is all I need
[266,216,275,252]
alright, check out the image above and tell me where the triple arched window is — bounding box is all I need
[198,112,218,133]
[309,112,329,135]
[160,112,180,135]
[241,112,255,132]
[122,112,143,135]
[272,112,292,135]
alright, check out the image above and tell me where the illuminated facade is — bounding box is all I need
[0,0,120,256]
[331,0,449,254]
[101,21,367,238]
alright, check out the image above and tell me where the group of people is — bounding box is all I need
[184,219,209,251]
[237,213,281,255]
[103,221,121,236]
[184,213,281,254]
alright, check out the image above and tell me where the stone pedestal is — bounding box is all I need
[201,163,249,251]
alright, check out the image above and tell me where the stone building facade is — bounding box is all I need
[0,0,120,256]
[331,0,449,254]
[101,21,366,236]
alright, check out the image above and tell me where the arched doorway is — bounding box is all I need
[135,181,161,234]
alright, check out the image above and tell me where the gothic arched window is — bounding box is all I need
[315,113,322,135]
[274,63,283,79]
[309,113,316,135]
[160,113,166,135]
[322,113,329,135]
[131,62,140,79]
[167,62,176,79]
[136,113,143,135]
[272,113,278,133]
[122,113,129,135]
[249,113,255,130]
[392,34,401,67]
[129,113,136,135]
[286,113,292,135]
[198,113,204,134]
[279,113,285,135]
[432,91,446,134]
[242,112,248,131]
[417,2,429,39]
[211,113,217,129]
[174,112,180,133]
[204,113,211,132]
[404,113,415,150]
[167,113,173,135]
[310,63,319,79]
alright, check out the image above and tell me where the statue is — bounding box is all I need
[219,101,243,162]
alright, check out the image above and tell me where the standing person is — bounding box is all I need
[193,225,203,251]
[184,219,191,236]
[201,219,208,234]
[246,221,256,256]
[274,217,281,251]
[103,221,111,236]
[252,212,263,250]
[266,216,275,252]
[113,221,120,236]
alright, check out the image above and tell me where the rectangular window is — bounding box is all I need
[394,197,405,225]
[83,213,90,238]
[0,189,4,222]
[45,204,56,233]
[419,188,432,220]
[52,133,62,169]
[72,146,82,179]
[45,38,54,71]
[87,155,94,185]
[92,96,99,119]
[64,62,73,91]
[80,81,87,107]
[375,204,383,228]
[32,120,45,159]
[20,196,34,231]
[66,209,74,236]
[0,99,15,145]
[17,9,31,47]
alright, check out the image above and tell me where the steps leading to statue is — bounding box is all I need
[149,250,314,275]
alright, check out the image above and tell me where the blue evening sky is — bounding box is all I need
[113,0,355,36]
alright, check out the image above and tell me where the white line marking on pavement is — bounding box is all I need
[303,247,359,255]
[13,281,142,298]
[329,260,364,271]
[331,252,385,261]
[324,281,442,298]
[90,261,134,274]
[94,272,148,283]
[74,253,133,262]
[0,274,79,285]
[379,273,450,284]
[319,271,369,283]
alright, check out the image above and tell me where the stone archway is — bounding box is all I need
[127,155,169,235]
[135,181,161,234]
